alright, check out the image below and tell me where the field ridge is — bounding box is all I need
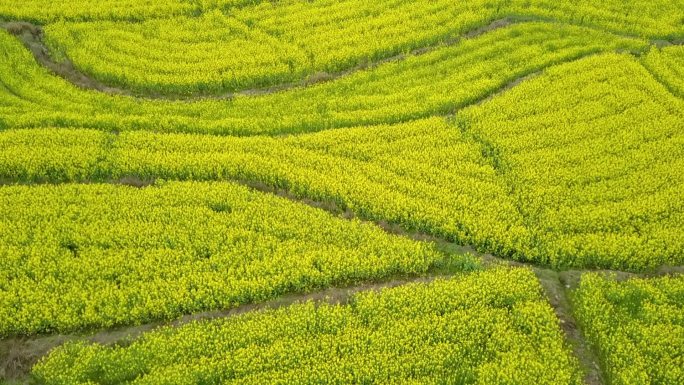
[2,16,675,100]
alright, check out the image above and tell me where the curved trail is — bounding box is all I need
[0,274,446,383]
[0,18,519,101]
[0,59,682,382]
[2,16,680,102]
[1,15,683,385]
[0,21,126,96]
[1,179,682,384]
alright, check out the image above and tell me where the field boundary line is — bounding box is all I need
[2,15,676,101]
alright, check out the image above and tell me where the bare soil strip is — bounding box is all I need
[0,17,521,101]
[0,272,452,383]
[0,21,128,96]
[3,15,680,101]
[536,269,604,385]
[2,144,683,383]
[1,16,683,385]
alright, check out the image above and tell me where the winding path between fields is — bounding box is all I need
[1,16,682,101]
[0,17,522,100]
[1,181,682,384]
[1,14,683,385]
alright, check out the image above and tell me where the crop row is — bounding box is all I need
[459,53,684,270]
[2,53,682,270]
[0,0,194,23]
[0,118,527,266]
[240,0,684,41]
[31,267,583,385]
[0,181,451,336]
[573,273,684,385]
[0,0,260,23]
[2,0,681,37]
[642,45,684,99]
[0,22,647,134]
[42,2,502,96]
[36,0,684,95]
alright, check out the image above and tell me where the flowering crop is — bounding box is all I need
[573,273,684,385]
[32,268,582,385]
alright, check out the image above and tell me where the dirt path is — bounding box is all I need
[0,272,451,383]
[0,195,681,384]
[1,16,683,385]
[536,269,604,385]
[4,15,681,102]
[1,21,128,97]
[244,185,684,385]
[2,234,679,384]
[0,17,521,101]
[2,155,683,383]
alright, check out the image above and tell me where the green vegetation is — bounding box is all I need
[3,0,684,43]
[43,11,312,96]
[42,1,497,96]
[28,0,684,95]
[32,268,582,385]
[0,1,682,383]
[0,22,646,134]
[2,53,682,270]
[0,181,448,336]
[0,0,195,23]
[573,273,684,385]
[0,119,526,266]
[642,45,684,98]
[459,53,684,270]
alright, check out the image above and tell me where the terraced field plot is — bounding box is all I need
[574,274,684,385]
[0,0,683,384]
